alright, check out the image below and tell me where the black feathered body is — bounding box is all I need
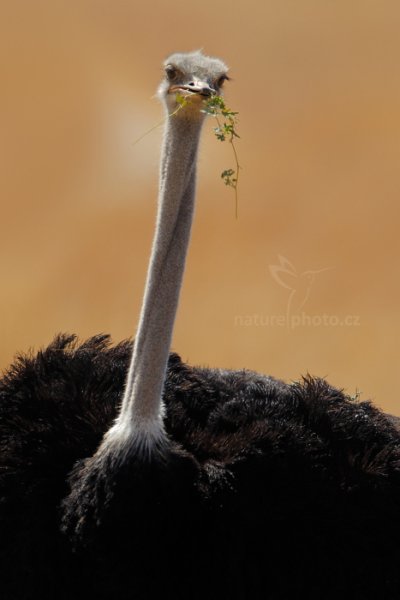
[1,334,400,599]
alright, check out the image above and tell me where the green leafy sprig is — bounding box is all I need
[202,95,241,218]
[133,92,241,218]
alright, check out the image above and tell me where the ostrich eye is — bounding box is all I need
[216,74,229,88]
[165,66,179,81]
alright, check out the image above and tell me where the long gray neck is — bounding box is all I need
[112,112,204,451]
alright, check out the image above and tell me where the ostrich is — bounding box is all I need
[1,51,400,600]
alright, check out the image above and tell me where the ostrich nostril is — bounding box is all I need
[201,86,213,97]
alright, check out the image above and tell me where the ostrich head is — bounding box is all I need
[158,50,229,118]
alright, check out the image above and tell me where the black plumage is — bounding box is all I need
[1,334,400,599]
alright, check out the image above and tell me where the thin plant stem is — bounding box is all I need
[132,103,186,147]
[213,111,241,218]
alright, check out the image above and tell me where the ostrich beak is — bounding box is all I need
[169,82,216,97]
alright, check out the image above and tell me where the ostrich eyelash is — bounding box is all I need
[216,74,230,87]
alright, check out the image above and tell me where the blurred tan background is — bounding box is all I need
[1,0,399,413]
